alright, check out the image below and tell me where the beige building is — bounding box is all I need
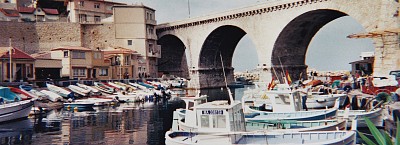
[67,0,124,23]
[103,47,139,80]
[0,47,35,82]
[113,5,160,78]
[50,46,109,80]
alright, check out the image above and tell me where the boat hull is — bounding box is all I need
[0,100,34,123]
[337,108,384,128]
[165,130,356,145]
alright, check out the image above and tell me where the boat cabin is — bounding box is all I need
[180,94,208,110]
[193,101,245,133]
[268,91,302,113]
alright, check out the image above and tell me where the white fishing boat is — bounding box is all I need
[18,86,49,101]
[93,82,114,94]
[46,83,73,99]
[306,94,347,109]
[107,92,140,102]
[337,107,384,128]
[0,87,35,123]
[68,85,90,96]
[76,83,101,95]
[74,98,112,106]
[108,82,127,90]
[114,82,136,92]
[243,88,339,121]
[40,90,63,102]
[64,101,95,109]
[167,100,356,145]
[128,82,148,90]
[246,119,347,132]
[243,84,347,110]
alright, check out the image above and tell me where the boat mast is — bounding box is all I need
[220,52,234,104]
[9,38,12,83]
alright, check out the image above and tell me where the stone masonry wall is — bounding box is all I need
[81,24,116,50]
[0,22,82,54]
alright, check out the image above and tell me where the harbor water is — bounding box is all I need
[0,86,375,145]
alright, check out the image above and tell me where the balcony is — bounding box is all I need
[148,45,161,58]
[147,34,158,40]
[146,19,157,25]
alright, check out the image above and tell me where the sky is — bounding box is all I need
[115,0,375,72]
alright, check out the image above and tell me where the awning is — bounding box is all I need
[347,28,400,39]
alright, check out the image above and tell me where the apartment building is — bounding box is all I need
[113,5,160,78]
[67,0,124,23]
[103,47,139,80]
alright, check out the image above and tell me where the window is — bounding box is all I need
[355,64,360,70]
[94,3,100,9]
[212,115,226,128]
[125,55,130,65]
[201,115,209,128]
[79,1,84,6]
[106,6,112,11]
[64,51,68,58]
[148,43,153,53]
[72,51,85,59]
[124,68,128,73]
[94,16,101,22]
[127,40,132,46]
[79,14,87,22]
[26,64,33,78]
[94,52,102,59]
[73,68,86,76]
[99,69,108,76]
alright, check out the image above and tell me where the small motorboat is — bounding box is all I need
[9,87,34,100]
[64,101,95,109]
[93,82,114,94]
[68,85,90,96]
[76,83,101,95]
[74,98,112,106]
[19,86,49,101]
[0,87,35,123]
[40,90,63,102]
[46,83,74,99]
[19,84,33,91]
[107,82,127,91]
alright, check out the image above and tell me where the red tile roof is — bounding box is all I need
[30,51,51,59]
[42,8,59,15]
[0,8,19,17]
[0,47,35,60]
[103,47,138,55]
[18,7,35,14]
[51,46,92,51]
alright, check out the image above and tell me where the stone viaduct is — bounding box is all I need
[156,0,400,89]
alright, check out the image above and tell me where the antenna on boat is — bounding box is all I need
[220,52,234,104]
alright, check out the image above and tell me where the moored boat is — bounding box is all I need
[243,90,340,121]
[40,90,63,102]
[94,82,114,94]
[46,83,74,99]
[76,83,101,95]
[337,107,384,128]
[0,87,35,123]
[68,85,90,96]
[64,101,95,109]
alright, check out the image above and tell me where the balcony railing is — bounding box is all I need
[146,19,157,25]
